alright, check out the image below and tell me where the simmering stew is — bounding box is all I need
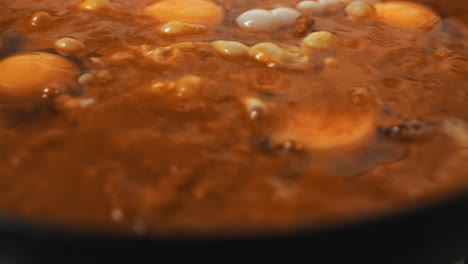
[0,0,467,235]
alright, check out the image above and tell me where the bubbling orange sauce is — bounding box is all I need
[0,0,466,236]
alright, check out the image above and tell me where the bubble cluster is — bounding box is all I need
[159,21,207,36]
[248,42,309,70]
[236,7,301,32]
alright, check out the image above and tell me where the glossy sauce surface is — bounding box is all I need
[0,0,467,236]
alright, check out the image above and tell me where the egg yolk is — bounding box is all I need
[374,1,441,31]
[272,111,376,150]
[145,0,224,25]
[0,52,80,104]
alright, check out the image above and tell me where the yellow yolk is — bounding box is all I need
[0,53,80,104]
[272,111,376,150]
[145,0,224,25]
[374,1,441,31]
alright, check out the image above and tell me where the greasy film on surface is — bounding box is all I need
[0,0,467,236]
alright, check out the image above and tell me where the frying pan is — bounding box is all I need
[1,1,467,263]
[0,186,467,264]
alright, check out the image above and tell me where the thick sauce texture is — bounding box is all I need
[0,0,467,236]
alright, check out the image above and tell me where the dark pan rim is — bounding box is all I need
[1,182,468,243]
